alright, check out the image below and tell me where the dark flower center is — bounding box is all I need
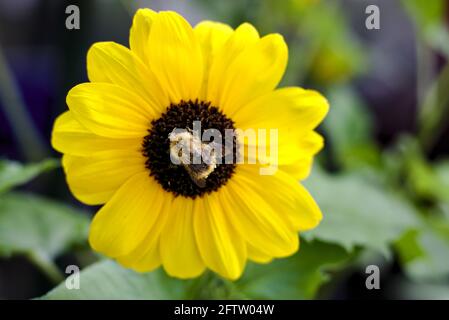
[142,100,238,198]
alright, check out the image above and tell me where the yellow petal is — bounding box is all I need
[222,168,299,258]
[160,196,205,279]
[233,87,329,131]
[293,183,323,231]
[207,22,259,109]
[237,130,322,166]
[119,242,161,273]
[52,111,138,156]
[238,128,324,172]
[234,87,328,166]
[279,156,314,180]
[275,131,324,175]
[117,194,173,273]
[264,131,323,166]
[209,32,287,115]
[62,148,145,205]
[148,11,203,103]
[129,8,157,63]
[194,192,247,280]
[247,244,274,264]
[297,131,325,155]
[89,172,166,257]
[67,83,153,138]
[87,41,168,111]
[194,21,233,100]
[237,164,323,232]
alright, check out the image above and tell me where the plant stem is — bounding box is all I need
[0,45,48,161]
[27,251,65,285]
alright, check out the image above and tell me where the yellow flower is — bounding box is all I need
[51,9,329,280]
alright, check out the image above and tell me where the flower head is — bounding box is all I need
[52,8,329,280]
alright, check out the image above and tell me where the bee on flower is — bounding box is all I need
[52,8,329,280]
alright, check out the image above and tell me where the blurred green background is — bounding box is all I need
[1,0,449,299]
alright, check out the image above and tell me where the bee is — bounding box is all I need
[169,130,219,188]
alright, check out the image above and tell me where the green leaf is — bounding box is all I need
[42,240,350,300]
[402,0,449,57]
[394,229,425,264]
[0,159,59,193]
[397,216,449,282]
[0,192,89,259]
[434,161,449,202]
[233,240,350,299]
[300,4,366,84]
[418,63,449,149]
[42,260,194,300]
[394,137,449,203]
[392,279,449,300]
[323,87,380,169]
[402,0,446,32]
[303,168,419,256]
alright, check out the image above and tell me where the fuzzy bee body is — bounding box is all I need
[169,130,218,187]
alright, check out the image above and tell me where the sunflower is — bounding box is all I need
[51,8,329,280]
